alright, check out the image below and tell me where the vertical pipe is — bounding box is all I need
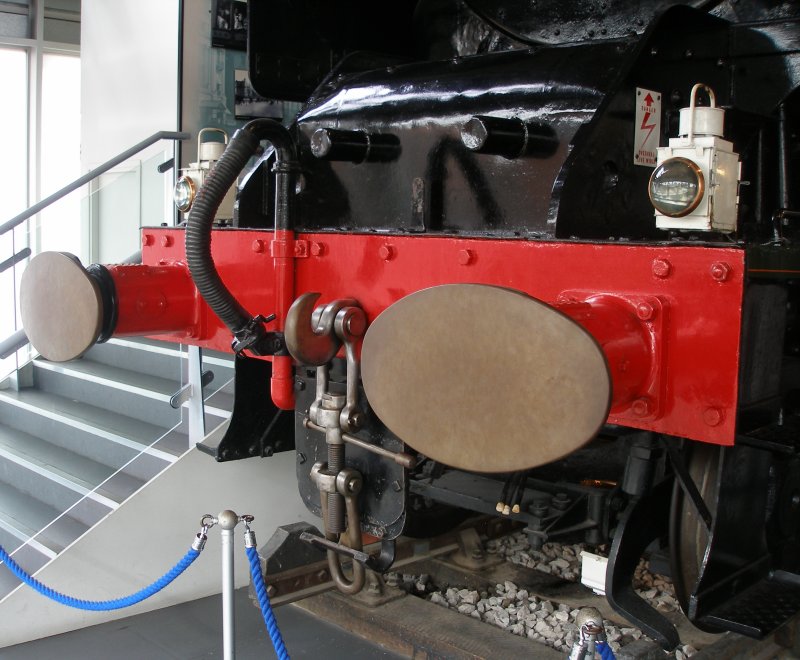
[187,345,206,444]
[218,510,239,660]
[778,102,791,210]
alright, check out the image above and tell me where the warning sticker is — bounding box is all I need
[634,88,661,167]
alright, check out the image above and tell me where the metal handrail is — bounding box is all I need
[0,130,189,236]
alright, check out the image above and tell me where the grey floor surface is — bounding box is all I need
[0,588,406,659]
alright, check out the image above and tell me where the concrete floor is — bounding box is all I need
[0,588,405,659]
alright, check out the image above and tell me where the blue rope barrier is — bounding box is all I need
[596,641,617,660]
[246,545,290,660]
[0,543,200,611]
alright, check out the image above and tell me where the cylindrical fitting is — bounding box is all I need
[557,297,652,411]
[461,116,558,159]
[103,263,197,337]
[311,128,401,163]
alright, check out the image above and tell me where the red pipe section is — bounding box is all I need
[557,297,653,412]
[270,229,296,410]
[105,263,197,337]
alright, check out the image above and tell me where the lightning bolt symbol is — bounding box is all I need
[640,111,657,150]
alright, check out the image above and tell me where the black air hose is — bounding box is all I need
[184,119,296,353]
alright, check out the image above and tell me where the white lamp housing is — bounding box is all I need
[651,84,741,233]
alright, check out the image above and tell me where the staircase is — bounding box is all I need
[0,337,234,600]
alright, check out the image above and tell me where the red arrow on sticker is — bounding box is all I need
[640,93,657,150]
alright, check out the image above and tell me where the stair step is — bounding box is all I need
[35,358,177,402]
[0,389,183,463]
[0,425,140,507]
[32,359,183,429]
[0,480,88,556]
[0,542,51,601]
[89,337,235,383]
[84,337,184,380]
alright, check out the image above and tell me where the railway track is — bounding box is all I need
[259,519,800,659]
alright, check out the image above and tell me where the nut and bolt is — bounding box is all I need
[652,258,672,278]
[142,234,154,247]
[160,235,173,248]
[552,492,571,511]
[310,242,324,256]
[710,262,731,282]
[378,245,395,261]
[252,239,265,253]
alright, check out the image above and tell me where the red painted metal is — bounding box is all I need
[556,297,653,413]
[105,263,197,337]
[270,229,297,410]
[139,227,745,446]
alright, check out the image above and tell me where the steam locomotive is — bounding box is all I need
[19,0,800,650]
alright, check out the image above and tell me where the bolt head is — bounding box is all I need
[703,407,723,427]
[378,245,394,261]
[458,249,474,266]
[142,234,154,247]
[345,312,367,338]
[636,302,655,321]
[310,242,324,256]
[710,262,731,282]
[631,397,653,417]
[252,239,265,253]
[348,410,365,430]
[652,258,671,278]
[160,235,173,248]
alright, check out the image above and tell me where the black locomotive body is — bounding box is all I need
[227,0,800,648]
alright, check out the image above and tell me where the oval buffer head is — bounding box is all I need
[360,284,612,473]
[20,251,104,362]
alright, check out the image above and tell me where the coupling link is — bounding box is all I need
[193,514,217,552]
[240,514,257,548]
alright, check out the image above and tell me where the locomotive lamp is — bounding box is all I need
[650,83,740,232]
[174,128,237,222]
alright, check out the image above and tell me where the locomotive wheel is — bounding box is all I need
[668,442,721,627]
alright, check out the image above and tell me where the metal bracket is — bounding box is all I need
[449,528,494,570]
[170,369,214,409]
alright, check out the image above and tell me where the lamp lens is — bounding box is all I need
[649,158,704,217]
[174,176,195,212]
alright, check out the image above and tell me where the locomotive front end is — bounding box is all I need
[18,0,800,650]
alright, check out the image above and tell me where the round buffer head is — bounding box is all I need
[360,284,612,473]
[20,252,104,362]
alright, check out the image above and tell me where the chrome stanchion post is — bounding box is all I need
[218,510,240,660]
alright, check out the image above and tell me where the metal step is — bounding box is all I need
[0,541,50,600]
[88,337,235,392]
[698,571,800,638]
[0,479,88,556]
[0,389,182,481]
[0,424,140,509]
[32,359,184,430]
